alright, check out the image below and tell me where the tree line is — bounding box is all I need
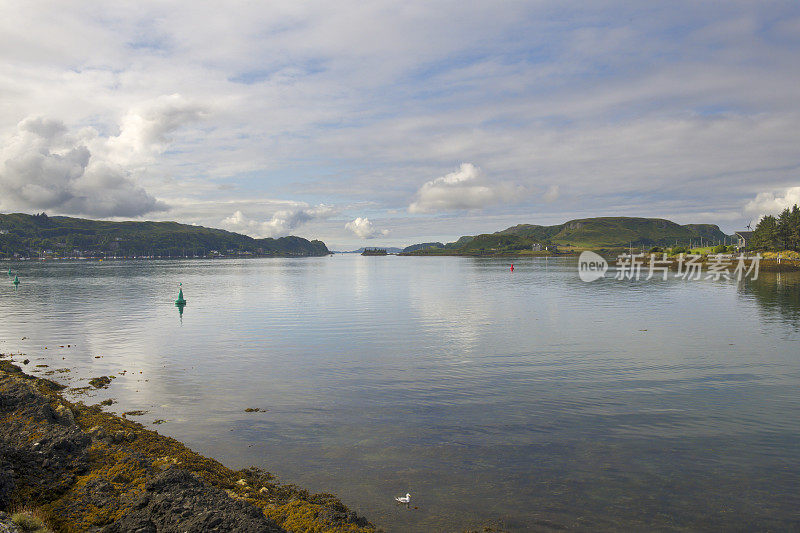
[750,204,800,251]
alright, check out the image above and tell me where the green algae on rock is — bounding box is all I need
[121,410,147,417]
[87,376,114,389]
[0,361,377,533]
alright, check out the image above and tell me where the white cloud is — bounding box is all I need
[1,3,799,240]
[0,92,207,218]
[345,217,389,239]
[0,116,167,217]
[106,94,206,166]
[221,204,337,238]
[408,163,524,214]
[744,186,800,219]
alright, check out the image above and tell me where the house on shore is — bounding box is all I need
[735,231,753,251]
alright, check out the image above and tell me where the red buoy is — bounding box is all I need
[510,264,514,272]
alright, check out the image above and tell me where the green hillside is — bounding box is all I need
[0,212,330,258]
[494,224,561,242]
[402,242,444,253]
[405,216,731,255]
[682,223,730,243]
[548,217,728,247]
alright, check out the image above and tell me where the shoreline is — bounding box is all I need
[0,357,377,533]
[1,254,333,262]
[6,252,799,272]
[398,251,800,271]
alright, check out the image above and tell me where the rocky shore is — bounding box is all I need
[0,359,376,533]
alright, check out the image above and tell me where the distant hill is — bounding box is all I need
[406,217,732,255]
[402,242,444,253]
[0,212,330,258]
[682,224,730,243]
[549,217,729,247]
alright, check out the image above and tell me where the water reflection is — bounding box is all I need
[741,271,800,329]
[175,283,187,322]
[0,257,798,532]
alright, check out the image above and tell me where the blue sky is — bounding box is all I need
[0,1,799,248]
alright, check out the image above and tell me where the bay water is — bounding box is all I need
[1,256,798,531]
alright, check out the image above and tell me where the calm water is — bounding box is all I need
[1,256,799,532]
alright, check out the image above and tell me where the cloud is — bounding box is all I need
[543,184,560,203]
[345,217,389,239]
[408,163,524,214]
[0,116,167,217]
[744,186,800,219]
[221,204,337,237]
[106,94,207,166]
[2,3,800,239]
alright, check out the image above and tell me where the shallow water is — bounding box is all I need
[1,256,799,531]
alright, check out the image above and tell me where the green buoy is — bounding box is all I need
[12,275,19,285]
[7,269,12,277]
[175,283,186,306]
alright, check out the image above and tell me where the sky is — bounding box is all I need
[0,1,799,249]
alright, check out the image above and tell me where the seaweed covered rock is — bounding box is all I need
[0,361,376,533]
[101,469,284,532]
[0,461,14,511]
[0,372,91,505]
[0,511,22,533]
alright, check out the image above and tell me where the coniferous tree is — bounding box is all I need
[752,215,778,250]
[751,204,800,252]
[788,205,800,251]
[777,208,792,250]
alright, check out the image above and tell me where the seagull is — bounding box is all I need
[395,493,411,505]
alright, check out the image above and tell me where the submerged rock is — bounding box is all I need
[88,376,114,389]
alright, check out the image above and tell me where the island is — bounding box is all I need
[360,248,388,256]
[401,216,733,256]
[0,213,330,259]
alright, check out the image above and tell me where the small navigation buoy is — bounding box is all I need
[175,283,186,306]
[12,275,19,285]
[510,263,514,272]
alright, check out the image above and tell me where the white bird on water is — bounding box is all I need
[395,493,411,505]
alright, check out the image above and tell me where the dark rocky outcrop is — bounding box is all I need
[0,366,91,506]
[0,467,14,513]
[101,469,282,533]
